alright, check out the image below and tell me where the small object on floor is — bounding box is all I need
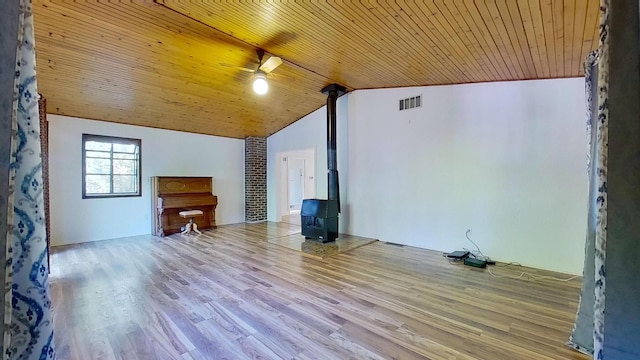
[464,257,487,268]
[445,250,470,259]
[179,210,203,235]
[385,242,405,247]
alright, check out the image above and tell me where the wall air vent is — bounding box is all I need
[399,95,422,111]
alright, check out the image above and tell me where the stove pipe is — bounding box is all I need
[321,84,346,212]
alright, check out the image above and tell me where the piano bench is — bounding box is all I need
[179,210,204,235]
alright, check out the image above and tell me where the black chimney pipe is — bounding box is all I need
[300,84,346,243]
[321,84,346,212]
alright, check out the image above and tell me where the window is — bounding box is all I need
[82,134,141,198]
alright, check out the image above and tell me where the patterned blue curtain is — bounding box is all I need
[3,1,55,359]
[592,0,609,358]
[569,0,609,358]
[568,50,599,356]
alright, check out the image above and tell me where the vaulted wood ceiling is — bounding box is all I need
[34,0,599,139]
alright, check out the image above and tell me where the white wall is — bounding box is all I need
[268,78,588,274]
[48,115,245,246]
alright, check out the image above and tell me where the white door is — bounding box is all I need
[288,158,305,211]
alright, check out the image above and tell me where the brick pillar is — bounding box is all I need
[38,95,51,271]
[245,137,267,222]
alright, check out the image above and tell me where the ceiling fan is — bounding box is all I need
[219,49,285,95]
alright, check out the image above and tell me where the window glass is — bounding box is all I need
[82,134,141,198]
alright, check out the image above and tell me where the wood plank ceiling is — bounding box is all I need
[33,0,599,138]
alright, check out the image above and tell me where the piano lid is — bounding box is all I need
[157,177,212,196]
[158,193,217,209]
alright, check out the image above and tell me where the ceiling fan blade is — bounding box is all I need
[259,56,283,73]
[219,63,255,73]
[268,72,295,83]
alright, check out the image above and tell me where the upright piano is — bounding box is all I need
[151,176,218,236]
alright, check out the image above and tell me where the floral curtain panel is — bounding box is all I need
[3,0,55,359]
[592,0,609,357]
[569,0,609,358]
[568,50,599,356]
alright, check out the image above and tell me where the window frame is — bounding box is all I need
[82,134,142,199]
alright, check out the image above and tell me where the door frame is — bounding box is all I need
[276,148,316,221]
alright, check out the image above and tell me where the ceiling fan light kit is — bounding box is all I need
[221,49,284,95]
[253,70,269,95]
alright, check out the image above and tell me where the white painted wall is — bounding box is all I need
[48,115,245,246]
[268,79,587,274]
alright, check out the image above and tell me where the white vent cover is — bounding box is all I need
[399,95,422,111]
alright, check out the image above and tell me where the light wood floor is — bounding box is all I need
[281,212,301,226]
[50,222,588,360]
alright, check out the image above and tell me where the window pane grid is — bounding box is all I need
[83,134,141,198]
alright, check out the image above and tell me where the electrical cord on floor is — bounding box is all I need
[458,231,579,282]
[487,262,580,282]
[494,262,522,267]
[465,230,484,257]
[442,253,466,265]
[464,230,493,263]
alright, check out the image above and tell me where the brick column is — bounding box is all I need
[245,137,267,222]
[38,95,51,271]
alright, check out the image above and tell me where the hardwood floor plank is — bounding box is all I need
[334,320,428,359]
[243,287,338,336]
[82,327,117,360]
[327,330,389,360]
[234,335,282,359]
[126,325,178,360]
[150,311,194,355]
[50,222,589,360]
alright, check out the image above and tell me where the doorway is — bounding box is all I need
[277,148,315,225]
[288,158,305,211]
